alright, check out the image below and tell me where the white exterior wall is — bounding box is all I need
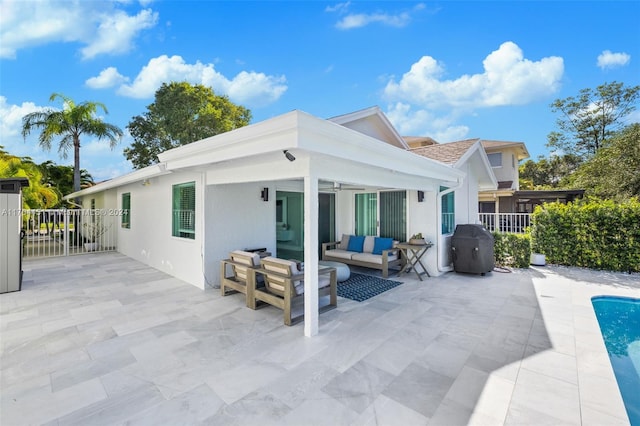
[335,190,354,236]
[204,182,276,287]
[80,190,116,209]
[455,162,480,225]
[114,171,206,289]
[407,189,441,275]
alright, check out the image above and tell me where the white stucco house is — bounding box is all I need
[65,106,496,336]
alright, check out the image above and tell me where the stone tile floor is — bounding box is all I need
[1,253,638,425]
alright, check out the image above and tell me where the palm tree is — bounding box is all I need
[0,147,58,209]
[38,160,95,204]
[21,93,123,194]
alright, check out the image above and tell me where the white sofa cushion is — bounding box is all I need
[338,234,350,250]
[324,249,355,260]
[352,252,398,265]
[230,250,261,266]
[363,236,375,254]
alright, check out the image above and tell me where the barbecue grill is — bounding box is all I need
[451,224,494,275]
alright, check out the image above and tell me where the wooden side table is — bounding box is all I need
[397,242,433,281]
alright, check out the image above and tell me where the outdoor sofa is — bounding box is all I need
[322,234,403,278]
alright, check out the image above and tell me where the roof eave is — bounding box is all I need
[63,163,169,200]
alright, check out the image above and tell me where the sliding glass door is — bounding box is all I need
[275,191,336,261]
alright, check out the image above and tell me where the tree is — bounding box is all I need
[21,93,123,193]
[519,154,582,189]
[0,147,58,209]
[124,82,252,169]
[566,123,640,200]
[38,160,94,204]
[547,81,640,157]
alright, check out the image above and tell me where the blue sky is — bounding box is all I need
[1,0,639,182]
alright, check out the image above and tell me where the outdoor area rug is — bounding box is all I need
[337,272,403,302]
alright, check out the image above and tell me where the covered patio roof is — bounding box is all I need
[157,109,464,189]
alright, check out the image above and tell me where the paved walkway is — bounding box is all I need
[1,253,638,425]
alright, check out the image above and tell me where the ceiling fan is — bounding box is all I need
[321,182,367,192]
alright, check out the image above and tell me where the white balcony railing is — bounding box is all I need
[478,213,531,234]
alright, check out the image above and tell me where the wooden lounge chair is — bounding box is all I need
[253,257,337,326]
[220,250,261,307]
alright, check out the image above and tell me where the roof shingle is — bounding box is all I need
[409,139,479,165]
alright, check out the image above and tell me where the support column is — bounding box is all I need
[303,174,319,337]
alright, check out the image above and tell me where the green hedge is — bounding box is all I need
[493,231,531,268]
[531,198,640,273]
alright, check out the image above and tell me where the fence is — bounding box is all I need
[478,213,531,234]
[21,209,118,258]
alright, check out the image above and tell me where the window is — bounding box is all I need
[441,187,455,234]
[172,182,195,239]
[487,153,502,167]
[121,193,130,228]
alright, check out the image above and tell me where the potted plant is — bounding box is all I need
[82,218,110,251]
[409,233,426,245]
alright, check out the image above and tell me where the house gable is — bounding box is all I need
[328,106,409,150]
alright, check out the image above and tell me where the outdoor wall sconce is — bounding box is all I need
[417,190,425,202]
[261,187,269,202]
[283,150,296,162]
[141,179,151,187]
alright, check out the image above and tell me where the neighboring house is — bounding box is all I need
[479,139,584,214]
[408,138,584,215]
[65,106,494,336]
[479,140,530,213]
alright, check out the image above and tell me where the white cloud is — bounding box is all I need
[85,67,129,89]
[111,55,287,107]
[386,102,469,142]
[383,42,564,141]
[0,0,158,59]
[0,96,56,162]
[624,109,640,125]
[0,96,42,138]
[384,41,564,109]
[325,2,351,13]
[597,50,631,70]
[80,9,158,59]
[225,71,287,107]
[332,3,425,30]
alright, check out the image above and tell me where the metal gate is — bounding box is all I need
[22,209,117,258]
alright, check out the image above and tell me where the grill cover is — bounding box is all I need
[451,224,494,275]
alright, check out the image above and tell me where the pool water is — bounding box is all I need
[592,296,640,425]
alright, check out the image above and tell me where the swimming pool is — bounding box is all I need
[592,296,640,425]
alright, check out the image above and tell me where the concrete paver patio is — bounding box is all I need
[1,252,638,425]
